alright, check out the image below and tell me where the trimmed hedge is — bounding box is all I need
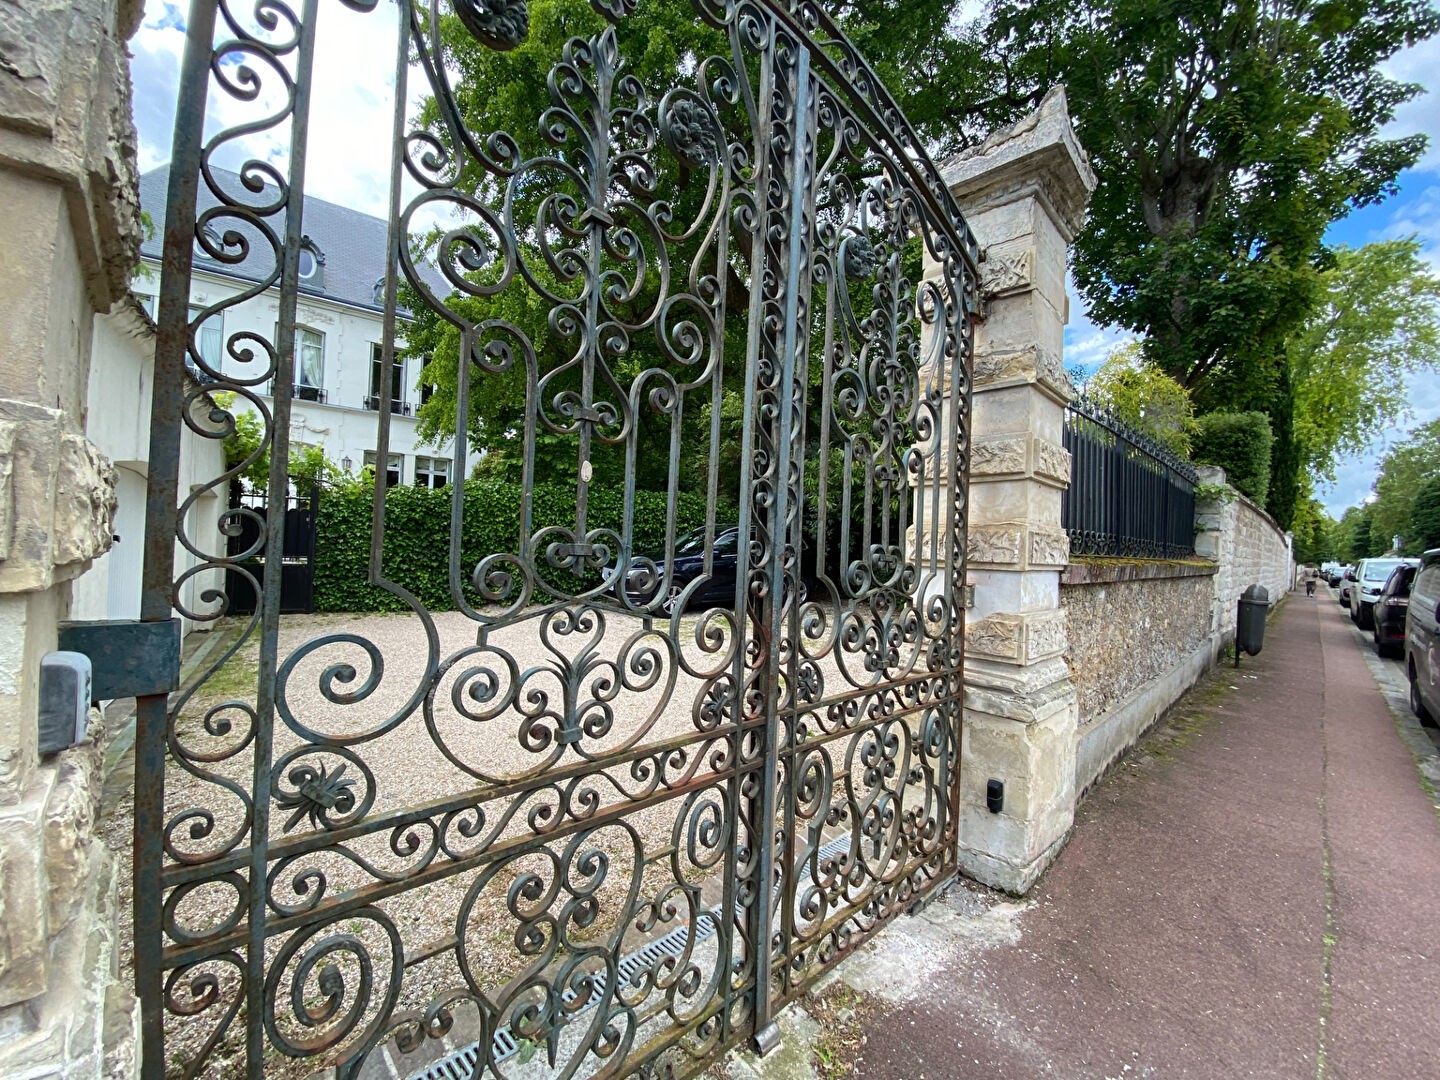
[1190,411,1273,506]
[312,479,719,613]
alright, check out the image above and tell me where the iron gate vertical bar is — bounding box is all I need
[246,0,322,1070]
[135,3,219,1074]
[752,37,812,1050]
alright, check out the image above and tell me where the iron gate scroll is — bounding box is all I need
[136,0,978,1076]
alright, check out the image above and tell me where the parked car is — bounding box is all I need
[1351,558,1415,629]
[622,524,742,611]
[1408,548,1440,727]
[1339,567,1357,607]
[1373,563,1419,658]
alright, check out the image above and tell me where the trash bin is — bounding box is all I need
[1235,584,1269,666]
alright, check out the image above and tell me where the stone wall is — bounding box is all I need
[1197,467,1296,647]
[1063,472,1295,794]
[0,0,144,1075]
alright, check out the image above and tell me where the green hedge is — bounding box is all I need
[1190,411,1273,506]
[312,479,720,613]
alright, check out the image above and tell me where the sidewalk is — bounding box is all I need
[782,592,1440,1079]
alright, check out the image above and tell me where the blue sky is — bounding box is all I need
[132,1,1436,518]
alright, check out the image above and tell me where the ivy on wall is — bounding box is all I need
[312,480,722,613]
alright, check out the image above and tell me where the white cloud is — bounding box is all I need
[1379,36,1440,176]
[130,0,404,215]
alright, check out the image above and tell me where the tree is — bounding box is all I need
[1290,240,1440,485]
[219,394,340,492]
[1337,502,1379,562]
[1291,498,1338,565]
[1410,477,1440,552]
[1370,418,1440,553]
[937,0,1438,528]
[1083,342,1194,455]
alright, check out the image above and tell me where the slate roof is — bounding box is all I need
[138,165,446,315]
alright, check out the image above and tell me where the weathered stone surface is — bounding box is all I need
[979,248,1034,300]
[966,612,1023,661]
[0,0,143,307]
[941,85,1098,242]
[52,433,115,571]
[0,769,56,1008]
[1062,567,1213,723]
[968,524,1024,566]
[972,343,1071,403]
[1033,439,1070,486]
[970,435,1028,477]
[1028,527,1069,569]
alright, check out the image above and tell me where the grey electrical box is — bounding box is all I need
[39,651,91,755]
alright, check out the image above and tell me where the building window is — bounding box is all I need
[368,343,407,413]
[363,451,402,487]
[415,456,450,489]
[189,305,223,369]
[289,326,325,401]
[137,294,157,319]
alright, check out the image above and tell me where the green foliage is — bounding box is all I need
[216,392,341,491]
[1410,477,1440,552]
[971,0,1438,392]
[1190,412,1273,506]
[1290,240,1440,484]
[1369,418,1440,554]
[1083,342,1194,455]
[1291,498,1339,565]
[1337,503,1379,563]
[312,479,722,613]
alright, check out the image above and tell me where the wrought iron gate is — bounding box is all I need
[135,0,977,1076]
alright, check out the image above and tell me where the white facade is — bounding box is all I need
[72,299,228,634]
[131,261,477,487]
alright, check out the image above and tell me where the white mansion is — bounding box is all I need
[133,165,479,488]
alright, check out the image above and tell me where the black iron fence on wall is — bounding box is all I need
[1062,395,1200,559]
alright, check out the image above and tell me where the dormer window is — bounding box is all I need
[297,237,325,287]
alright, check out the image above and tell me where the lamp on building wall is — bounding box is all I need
[342,456,352,472]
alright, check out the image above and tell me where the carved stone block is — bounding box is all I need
[970,435,1028,477]
[980,249,1034,300]
[1033,439,1071,487]
[1026,609,1068,661]
[52,434,116,571]
[966,613,1023,662]
[1028,527,1070,568]
[968,524,1024,566]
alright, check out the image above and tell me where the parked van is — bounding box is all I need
[1408,548,1440,726]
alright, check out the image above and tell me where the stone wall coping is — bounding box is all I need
[1061,558,1220,586]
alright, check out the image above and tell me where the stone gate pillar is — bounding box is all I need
[0,0,143,1074]
[938,87,1095,893]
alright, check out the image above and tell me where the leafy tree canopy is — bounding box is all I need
[1083,341,1194,456]
[1290,239,1440,485]
[1410,476,1440,552]
[1369,416,1440,553]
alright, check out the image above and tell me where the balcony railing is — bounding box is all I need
[363,395,412,415]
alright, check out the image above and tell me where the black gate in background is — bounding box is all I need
[224,487,318,615]
[134,1,978,1077]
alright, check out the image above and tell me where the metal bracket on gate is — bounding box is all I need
[57,620,181,702]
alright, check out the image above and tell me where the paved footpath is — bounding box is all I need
[848,593,1440,1080]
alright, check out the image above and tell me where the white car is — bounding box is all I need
[1351,557,1418,630]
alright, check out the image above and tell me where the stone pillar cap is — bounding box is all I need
[940,86,1097,241]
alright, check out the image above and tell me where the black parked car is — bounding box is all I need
[1373,563,1419,658]
[622,524,742,612]
[621,524,820,613]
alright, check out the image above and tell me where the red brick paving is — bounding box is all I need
[853,594,1440,1079]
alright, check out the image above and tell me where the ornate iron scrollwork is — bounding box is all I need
[453,0,530,50]
[139,0,977,1076]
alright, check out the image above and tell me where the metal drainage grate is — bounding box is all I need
[409,833,853,1080]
